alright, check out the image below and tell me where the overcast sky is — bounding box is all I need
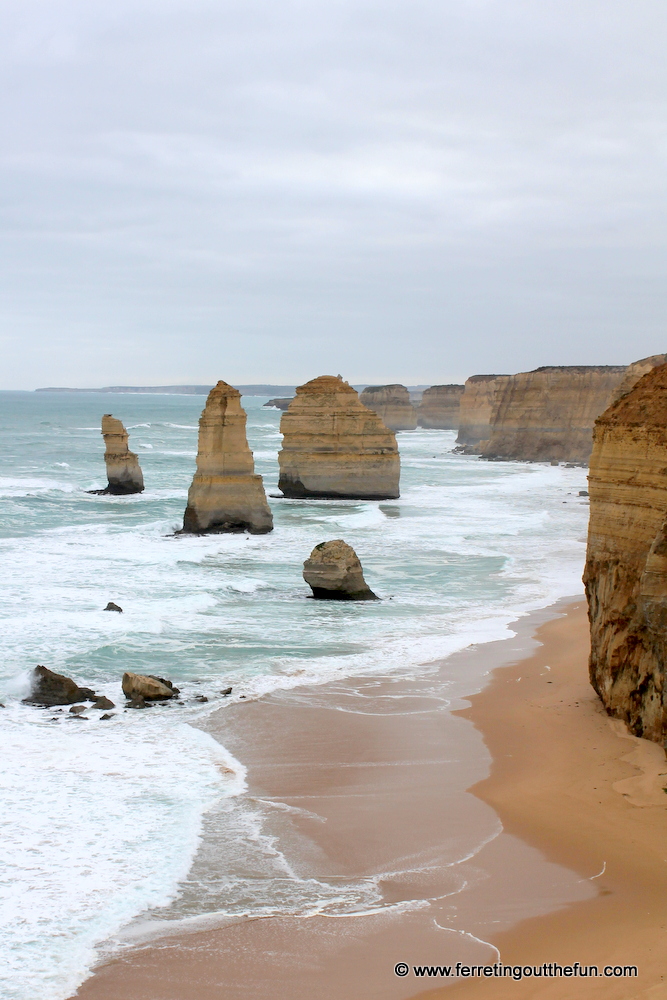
[1,0,666,389]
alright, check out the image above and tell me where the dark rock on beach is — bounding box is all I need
[220,687,232,696]
[92,696,115,710]
[23,665,97,707]
[104,602,123,613]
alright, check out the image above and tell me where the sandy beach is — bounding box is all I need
[68,598,667,1000]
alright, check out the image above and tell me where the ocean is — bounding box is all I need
[0,390,590,1000]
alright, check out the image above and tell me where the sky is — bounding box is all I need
[1,0,666,389]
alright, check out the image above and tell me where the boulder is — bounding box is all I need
[359,384,417,431]
[89,415,144,495]
[181,381,273,534]
[23,665,96,707]
[69,705,87,715]
[303,539,378,601]
[104,602,123,613]
[92,696,115,710]
[278,376,400,499]
[122,672,176,701]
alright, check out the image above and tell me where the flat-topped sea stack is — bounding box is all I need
[417,384,465,429]
[278,375,400,499]
[92,415,144,494]
[358,384,417,431]
[478,365,634,464]
[456,375,511,450]
[181,381,273,534]
[303,540,378,600]
[584,363,667,743]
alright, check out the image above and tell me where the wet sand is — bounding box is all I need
[68,599,667,1000]
[420,600,667,1000]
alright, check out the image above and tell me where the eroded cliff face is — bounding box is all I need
[417,385,465,429]
[456,375,511,448]
[478,366,628,464]
[584,363,667,743]
[182,381,273,534]
[359,384,417,431]
[278,375,400,499]
[97,415,144,494]
[608,354,667,405]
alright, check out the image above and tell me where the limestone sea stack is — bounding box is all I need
[417,384,465,429]
[456,375,511,450]
[278,376,400,499]
[358,384,417,431]
[584,363,667,743]
[93,415,144,494]
[303,539,378,600]
[182,381,273,534]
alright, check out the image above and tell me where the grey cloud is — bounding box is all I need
[1,0,666,387]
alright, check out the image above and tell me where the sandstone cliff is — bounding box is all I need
[417,384,465,429]
[278,375,400,499]
[584,363,667,743]
[182,381,273,534]
[456,375,511,449]
[359,384,417,431]
[93,415,144,494]
[303,539,378,600]
[608,354,667,405]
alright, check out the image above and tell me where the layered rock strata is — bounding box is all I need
[417,384,465,429]
[456,375,511,449]
[478,366,638,464]
[182,381,273,534]
[584,363,667,743]
[92,415,144,494]
[608,354,667,405]
[303,539,378,600]
[358,384,417,431]
[278,376,400,499]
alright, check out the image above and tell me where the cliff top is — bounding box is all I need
[467,374,511,382]
[528,365,626,374]
[598,363,667,427]
[296,375,356,395]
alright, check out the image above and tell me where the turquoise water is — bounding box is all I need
[0,391,590,1000]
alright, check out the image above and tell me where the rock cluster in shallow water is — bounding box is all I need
[278,375,400,499]
[182,381,273,534]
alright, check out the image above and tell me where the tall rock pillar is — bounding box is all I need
[94,415,144,494]
[182,381,273,534]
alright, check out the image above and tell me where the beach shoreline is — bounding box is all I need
[416,600,667,1000]
[67,595,634,1000]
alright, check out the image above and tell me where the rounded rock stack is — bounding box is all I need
[359,384,417,432]
[181,381,273,534]
[303,539,378,600]
[278,375,400,499]
[93,415,145,494]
